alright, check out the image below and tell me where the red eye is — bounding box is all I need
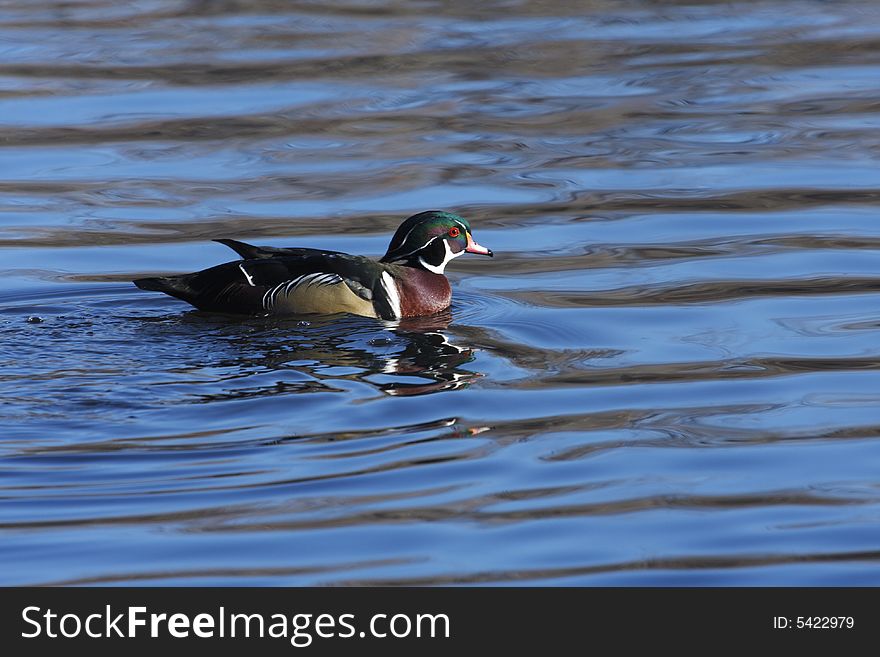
[448,227,460,238]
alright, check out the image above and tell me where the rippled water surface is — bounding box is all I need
[3,0,880,585]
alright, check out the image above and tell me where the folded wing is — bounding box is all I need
[134,246,387,317]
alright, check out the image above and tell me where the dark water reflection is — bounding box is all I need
[3,0,880,585]
[173,310,479,399]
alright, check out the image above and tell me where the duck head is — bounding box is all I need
[380,210,493,274]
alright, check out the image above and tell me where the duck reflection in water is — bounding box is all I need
[368,311,478,396]
[177,308,479,398]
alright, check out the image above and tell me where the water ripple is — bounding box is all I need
[2,0,880,585]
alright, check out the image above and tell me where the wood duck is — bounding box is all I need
[133,210,493,319]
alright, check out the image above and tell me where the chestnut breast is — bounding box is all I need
[395,268,452,317]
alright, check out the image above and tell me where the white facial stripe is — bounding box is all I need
[394,220,430,257]
[391,234,441,262]
[381,271,402,319]
[417,257,443,274]
[399,215,464,247]
[398,222,421,250]
[418,239,462,274]
[391,216,470,261]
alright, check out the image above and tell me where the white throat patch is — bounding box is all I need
[418,239,463,275]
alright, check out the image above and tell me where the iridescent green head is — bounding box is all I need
[380,210,493,274]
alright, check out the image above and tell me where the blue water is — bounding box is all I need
[2,0,880,585]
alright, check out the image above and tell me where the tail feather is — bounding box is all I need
[133,276,175,293]
[133,262,267,314]
[133,275,199,304]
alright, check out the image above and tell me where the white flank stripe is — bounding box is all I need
[239,263,256,286]
[262,272,343,312]
[381,271,402,319]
